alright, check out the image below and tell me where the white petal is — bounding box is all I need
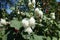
[24,27,33,34]
[35,8,43,18]
[0,19,6,25]
[29,17,35,29]
[51,16,55,19]
[32,0,35,8]
[50,12,55,19]
[32,0,35,4]
[29,17,35,25]
[22,18,29,28]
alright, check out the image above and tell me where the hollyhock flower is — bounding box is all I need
[29,17,35,29]
[22,18,29,28]
[51,16,55,19]
[24,27,33,34]
[28,0,35,8]
[35,8,43,19]
[28,0,32,8]
[32,0,35,4]
[50,12,55,19]
[39,10,43,19]
[32,0,35,8]
[0,19,7,25]
[35,8,40,14]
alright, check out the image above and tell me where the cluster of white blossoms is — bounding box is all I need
[22,17,35,34]
[28,0,35,8]
[21,7,44,34]
[50,12,55,19]
[35,8,43,19]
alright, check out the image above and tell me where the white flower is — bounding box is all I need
[32,0,35,8]
[35,8,40,13]
[29,17,35,29]
[28,0,35,8]
[51,16,55,19]
[35,8,43,19]
[39,10,43,18]
[24,27,33,34]
[28,0,32,8]
[22,18,29,28]
[50,12,55,19]
[32,0,35,4]
[0,19,7,25]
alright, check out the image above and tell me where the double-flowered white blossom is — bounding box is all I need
[28,0,35,8]
[29,17,35,29]
[32,0,35,8]
[28,1,32,8]
[22,18,29,28]
[50,12,55,19]
[24,27,33,34]
[35,8,43,19]
[0,19,7,25]
[22,17,36,34]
